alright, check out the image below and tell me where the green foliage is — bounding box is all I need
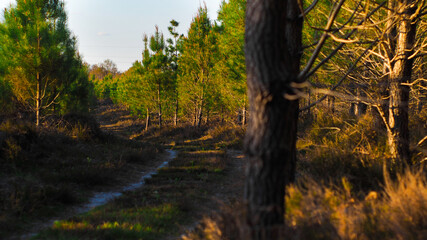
[58,59,95,114]
[89,4,248,126]
[215,0,247,114]
[178,6,219,125]
[0,77,14,114]
[115,62,156,117]
[0,0,92,119]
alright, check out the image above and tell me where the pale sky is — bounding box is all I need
[0,0,222,72]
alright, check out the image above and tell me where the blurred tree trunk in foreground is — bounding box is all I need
[244,0,302,238]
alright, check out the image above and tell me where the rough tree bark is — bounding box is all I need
[387,0,417,165]
[244,0,302,238]
[373,1,397,129]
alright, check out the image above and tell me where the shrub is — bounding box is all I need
[0,121,37,167]
[184,169,427,240]
[299,112,389,191]
[46,113,103,141]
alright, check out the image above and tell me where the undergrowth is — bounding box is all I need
[184,169,427,240]
[0,116,159,238]
[36,121,241,240]
[184,105,427,239]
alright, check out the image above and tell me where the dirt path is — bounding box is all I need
[162,138,246,239]
[11,100,247,239]
[8,101,172,240]
[92,99,145,138]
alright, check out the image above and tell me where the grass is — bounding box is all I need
[283,169,427,240]
[3,100,425,239]
[183,104,427,240]
[35,203,183,240]
[0,116,160,238]
[184,169,427,240]
[297,110,393,191]
[34,123,244,239]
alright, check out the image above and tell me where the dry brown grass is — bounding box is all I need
[0,117,160,237]
[183,169,427,240]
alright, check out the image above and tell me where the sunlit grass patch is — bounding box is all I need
[285,169,427,239]
[53,220,94,231]
[155,150,227,182]
[297,112,388,191]
[185,169,427,240]
[37,204,183,240]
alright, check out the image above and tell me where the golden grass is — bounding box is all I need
[184,169,427,240]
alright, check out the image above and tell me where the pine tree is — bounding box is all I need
[143,27,168,128]
[1,0,84,124]
[178,6,218,127]
[216,0,247,124]
[166,20,182,126]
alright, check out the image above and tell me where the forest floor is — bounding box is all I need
[2,99,246,239]
[2,101,426,239]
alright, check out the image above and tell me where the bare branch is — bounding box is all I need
[329,33,359,43]
[373,104,392,132]
[298,0,346,81]
[301,1,387,81]
[299,39,378,111]
[42,91,61,109]
[300,0,320,17]
[418,135,427,147]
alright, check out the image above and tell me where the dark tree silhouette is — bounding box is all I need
[244,0,303,238]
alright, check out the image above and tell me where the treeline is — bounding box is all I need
[0,0,94,125]
[91,1,247,128]
[89,0,426,165]
[0,0,425,166]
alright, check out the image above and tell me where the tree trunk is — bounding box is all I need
[348,82,356,116]
[197,103,203,128]
[244,0,302,238]
[193,101,197,126]
[355,85,367,116]
[374,1,397,129]
[355,65,368,116]
[307,87,311,116]
[327,96,335,114]
[242,102,247,126]
[145,108,150,131]
[158,81,162,128]
[36,32,41,126]
[197,88,204,128]
[36,72,41,126]
[387,0,417,166]
[174,98,178,126]
[417,64,426,113]
[205,107,210,125]
[418,79,426,113]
